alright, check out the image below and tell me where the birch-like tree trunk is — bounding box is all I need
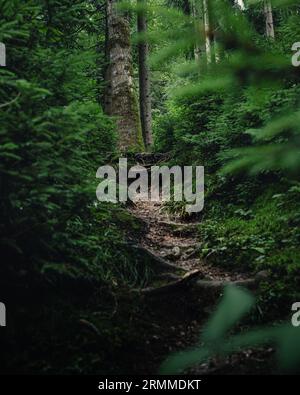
[137,0,153,149]
[105,0,143,151]
[264,0,275,39]
[203,0,212,64]
[235,0,245,10]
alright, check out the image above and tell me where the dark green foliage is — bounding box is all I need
[151,0,300,313]
[1,0,300,375]
[0,0,149,291]
[1,1,107,284]
[161,286,300,374]
[0,0,156,374]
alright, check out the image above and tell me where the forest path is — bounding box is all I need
[127,193,268,375]
[122,155,270,374]
[127,153,248,285]
[129,199,246,282]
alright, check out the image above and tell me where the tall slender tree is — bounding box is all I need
[190,0,202,61]
[264,0,275,39]
[203,0,212,64]
[137,0,153,149]
[105,0,143,151]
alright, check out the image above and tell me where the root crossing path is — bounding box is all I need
[123,154,272,374]
[130,199,246,282]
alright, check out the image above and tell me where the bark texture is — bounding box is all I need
[137,0,153,149]
[105,0,143,151]
[203,0,213,64]
[191,0,202,61]
[264,0,275,39]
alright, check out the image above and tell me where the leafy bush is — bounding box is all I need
[151,0,300,311]
[160,286,300,374]
[197,190,300,307]
[0,0,147,289]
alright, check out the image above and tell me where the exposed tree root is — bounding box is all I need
[158,221,199,236]
[155,272,181,282]
[133,269,203,295]
[129,243,188,273]
[135,271,269,297]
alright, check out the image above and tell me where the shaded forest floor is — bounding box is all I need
[129,199,248,281]
[2,157,279,375]
[123,196,276,375]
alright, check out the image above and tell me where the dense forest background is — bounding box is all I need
[0,0,300,374]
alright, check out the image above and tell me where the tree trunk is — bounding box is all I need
[203,0,213,64]
[235,0,245,10]
[264,0,275,39]
[105,0,143,151]
[137,0,153,149]
[190,0,202,61]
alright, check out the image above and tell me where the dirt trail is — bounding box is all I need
[130,199,247,282]
[119,154,272,374]
[127,199,272,375]
[122,155,273,374]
